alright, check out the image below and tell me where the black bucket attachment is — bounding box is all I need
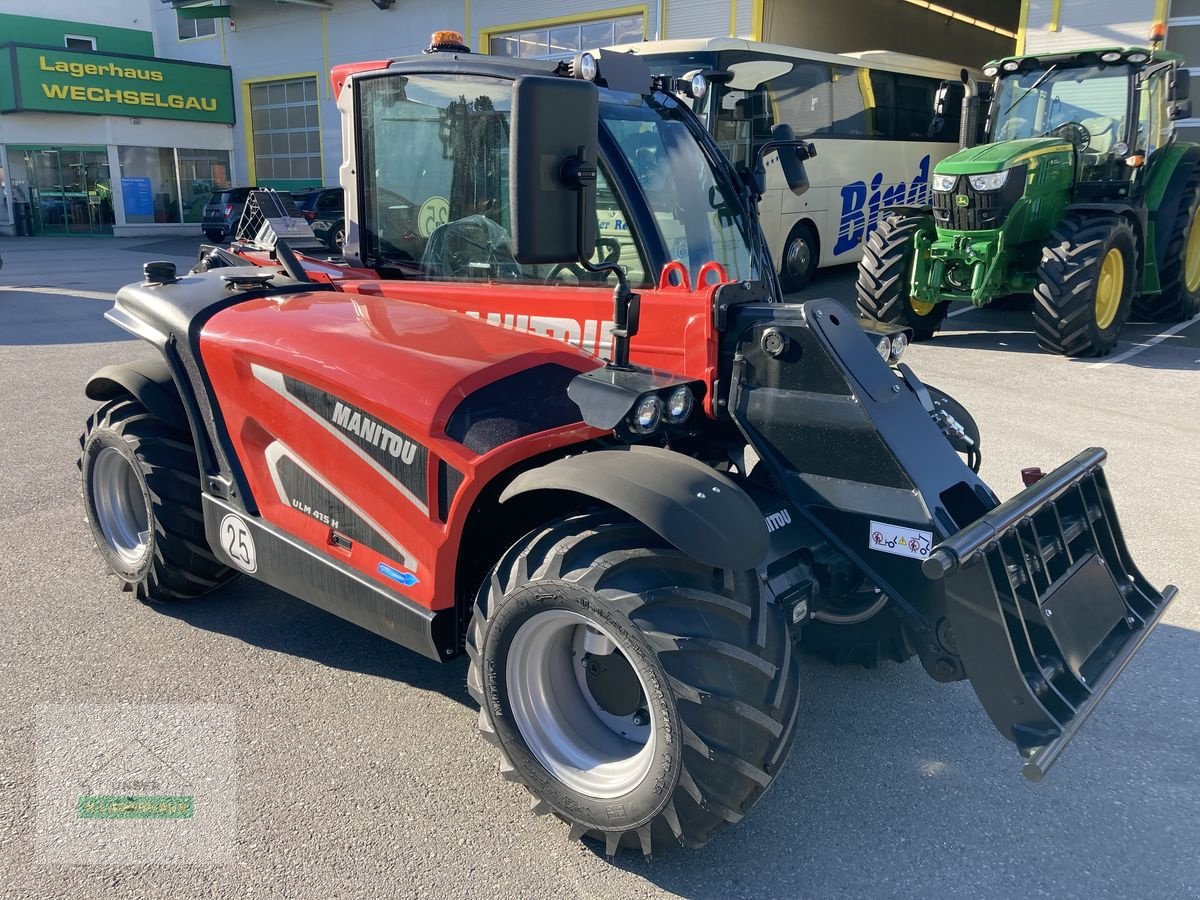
[924,448,1177,781]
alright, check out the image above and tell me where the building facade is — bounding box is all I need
[0,3,236,236]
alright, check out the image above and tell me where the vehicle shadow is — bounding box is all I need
[603,623,1200,898]
[151,577,471,707]
[0,289,133,345]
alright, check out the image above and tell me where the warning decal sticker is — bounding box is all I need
[868,520,933,559]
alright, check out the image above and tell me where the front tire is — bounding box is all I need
[1033,215,1135,356]
[467,512,800,856]
[856,214,948,340]
[1136,166,1200,322]
[79,395,235,602]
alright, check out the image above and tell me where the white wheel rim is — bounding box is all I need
[92,446,151,565]
[505,609,655,799]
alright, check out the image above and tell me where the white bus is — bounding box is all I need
[626,38,980,290]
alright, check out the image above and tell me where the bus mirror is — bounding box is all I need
[509,76,599,264]
[1169,68,1191,102]
[1169,98,1192,121]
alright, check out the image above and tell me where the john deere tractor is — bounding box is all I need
[857,43,1199,356]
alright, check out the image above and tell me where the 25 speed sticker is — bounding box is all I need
[219,513,258,573]
[868,520,932,559]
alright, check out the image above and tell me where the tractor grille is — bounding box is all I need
[932,165,1026,231]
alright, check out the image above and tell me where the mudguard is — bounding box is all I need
[85,358,188,433]
[500,446,769,571]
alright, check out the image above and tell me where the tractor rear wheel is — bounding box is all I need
[856,213,949,340]
[467,511,800,856]
[1136,166,1200,322]
[79,395,236,602]
[1033,215,1135,356]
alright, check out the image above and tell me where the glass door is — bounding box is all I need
[11,147,113,235]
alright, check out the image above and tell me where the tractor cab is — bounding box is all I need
[979,47,1191,193]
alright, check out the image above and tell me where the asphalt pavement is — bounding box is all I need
[2,236,1199,899]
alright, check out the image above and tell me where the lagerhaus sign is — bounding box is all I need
[0,45,235,124]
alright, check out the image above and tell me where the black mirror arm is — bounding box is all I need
[563,144,638,370]
[751,138,816,197]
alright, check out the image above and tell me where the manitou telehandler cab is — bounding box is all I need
[857,34,1200,356]
[79,32,1176,856]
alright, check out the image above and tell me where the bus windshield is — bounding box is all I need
[357,73,760,286]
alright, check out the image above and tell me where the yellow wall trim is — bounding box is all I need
[477,4,649,55]
[1016,0,1029,54]
[730,0,737,39]
[751,0,763,41]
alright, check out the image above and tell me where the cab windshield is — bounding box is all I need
[991,65,1132,178]
[357,72,759,286]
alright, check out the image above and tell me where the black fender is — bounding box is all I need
[499,445,769,571]
[85,357,188,433]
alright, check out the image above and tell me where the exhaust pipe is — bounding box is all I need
[959,68,977,149]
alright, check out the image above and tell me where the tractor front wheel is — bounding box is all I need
[856,213,948,340]
[1033,215,1135,356]
[467,512,800,856]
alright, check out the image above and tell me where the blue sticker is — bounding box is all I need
[377,562,419,587]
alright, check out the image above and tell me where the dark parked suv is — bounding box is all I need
[201,187,262,242]
[292,187,345,251]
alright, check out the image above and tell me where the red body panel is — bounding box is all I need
[337,279,723,412]
[199,291,603,610]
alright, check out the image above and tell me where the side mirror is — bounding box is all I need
[1169,98,1193,121]
[1169,68,1191,102]
[509,76,599,264]
[761,123,812,195]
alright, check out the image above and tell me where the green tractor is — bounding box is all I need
[857,43,1200,356]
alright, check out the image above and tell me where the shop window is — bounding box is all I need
[64,35,97,50]
[488,13,644,59]
[249,77,322,187]
[118,147,182,224]
[178,10,217,41]
[178,149,232,222]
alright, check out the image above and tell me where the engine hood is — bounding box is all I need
[934,137,1072,175]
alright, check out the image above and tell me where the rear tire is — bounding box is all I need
[1033,215,1135,357]
[778,222,818,293]
[856,213,949,340]
[1136,166,1200,323]
[204,229,226,243]
[79,395,235,602]
[467,512,800,856]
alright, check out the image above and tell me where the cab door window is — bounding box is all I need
[357,73,648,286]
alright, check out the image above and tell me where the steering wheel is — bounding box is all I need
[1048,121,1091,151]
[546,237,622,284]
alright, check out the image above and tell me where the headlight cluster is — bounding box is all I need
[875,332,908,363]
[968,170,1009,191]
[629,385,696,434]
[932,173,957,192]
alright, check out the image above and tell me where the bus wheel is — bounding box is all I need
[778,222,818,293]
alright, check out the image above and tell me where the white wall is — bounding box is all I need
[2,0,155,34]
[1022,0,1158,53]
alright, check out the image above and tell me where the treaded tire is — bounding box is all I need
[1136,166,1200,323]
[1033,215,1135,357]
[79,394,236,602]
[856,213,948,340]
[467,511,800,857]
